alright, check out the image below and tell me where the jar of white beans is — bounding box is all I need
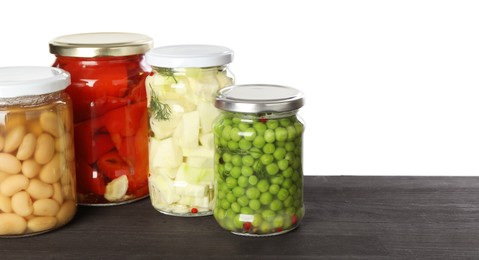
[0,66,77,237]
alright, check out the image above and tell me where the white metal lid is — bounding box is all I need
[146,44,233,68]
[0,66,71,98]
[215,84,304,113]
[49,32,153,57]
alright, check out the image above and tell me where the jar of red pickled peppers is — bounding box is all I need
[49,32,153,205]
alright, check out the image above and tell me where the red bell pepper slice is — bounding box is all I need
[103,101,147,137]
[97,151,131,180]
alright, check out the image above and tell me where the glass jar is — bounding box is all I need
[49,32,153,205]
[145,45,234,216]
[213,84,305,236]
[0,66,77,237]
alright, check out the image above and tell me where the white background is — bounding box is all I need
[1,0,479,176]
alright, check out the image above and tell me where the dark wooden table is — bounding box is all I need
[1,176,479,259]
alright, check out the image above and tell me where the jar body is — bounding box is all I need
[213,111,304,236]
[0,92,77,237]
[53,55,150,205]
[147,66,234,216]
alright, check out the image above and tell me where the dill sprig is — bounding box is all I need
[155,67,178,83]
[149,86,171,121]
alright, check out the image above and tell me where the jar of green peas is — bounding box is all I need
[213,84,305,236]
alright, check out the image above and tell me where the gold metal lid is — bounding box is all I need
[49,32,153,57]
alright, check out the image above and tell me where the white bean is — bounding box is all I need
[62,185,75,200]
[39,111,63,138]
[56,200,76,225]
[4,125,26,153]
[27,216,57,233]
[26,179,53,200]
[22,159,41,179]
[52,182,64,204]
[0,213,27,235]
[34,133,55,165]
[0,153,22,174]
[0,175,29,197]
[55,133,71,152]
[0,194,12,213]
[16,133,37,160]
[33,199,60,216]
[0,171,9,183]
[39,153,62,184]
[11,191,33,217]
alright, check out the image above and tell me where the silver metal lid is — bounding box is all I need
[49,32,153,57]
[215,84,304,113]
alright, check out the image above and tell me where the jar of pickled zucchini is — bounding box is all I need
[50,32,153,205]
[213,84,305,236]
[0,66,77,237]
[145,45,234,216]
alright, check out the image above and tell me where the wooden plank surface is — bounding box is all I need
[1,176,479,259]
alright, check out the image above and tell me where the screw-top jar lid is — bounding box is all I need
[49,32,153,57]
[146,44,233,68]
[215,84,304,113]
[0,66,71,98]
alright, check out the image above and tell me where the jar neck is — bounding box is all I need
[53,54,145,66]
[0,91,63,108]
[152,65,227,75]
[222,110,299,120]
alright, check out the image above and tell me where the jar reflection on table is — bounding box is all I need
[0,67,77,237]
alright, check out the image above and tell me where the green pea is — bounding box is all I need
[238,122,249,131]
[248,175,258,185]
[249,199,261,211]
[269,184,280,195]
[246,187,260,200]
[266,120,279,129]
[232,117,242,124]
[227,140,239,151]
[222,125,232,140]
[292,170,301,182]
[282,178,293,189]
[285,207,296,216]
[241,166,254,176]
[221,199,231,210]
[241,155,254,166]
[223,118,232,126]
[241,207,253,214]
[292,159,301,170]
[237,196,249,207]
[224,162,233,172]
[273,148,286,161]
[217,190,226,199]
[232,186,245,197]
[217,164,225,175]
[260,154,274,165]
[219,138,228,147]
[230,127,241,141]
[272,216,284,228]
[280,118,291,127]
[253,122,267,136]
[259,192,273,205]
[239,139,252,150]
[214,207,225,219]
[226,192,236,203]
[260,222,272,233]
[285,142,295,152]
[275,127,288,142]
[270,200,283,211]
[253,136,266,148]
[271,175,284,185]
[233,215,244,229]
[238,176,249,187]
[262,209,275,221]
[244,128,257,141]
[230,166,241,178]
[287,125,297,141]
[294,122,304,134]
[264,129,275,143]
[231,202,241,213]
[231,155,242,166]
[282,167,293,178]
[226,177,237,189]
[277,188,289,201]
[283,196,294,208]
[276,141,285,147]
[252,214,262,226]
[257,179,269,193]
[288,184,297,195]
[266,163,279,175]
[222,152,232,162]
[250,147,263,159]
[278,159,289,170]
[263,143,275,154]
